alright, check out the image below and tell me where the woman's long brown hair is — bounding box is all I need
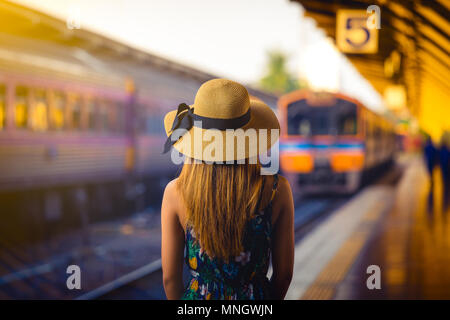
[177,160,264,260]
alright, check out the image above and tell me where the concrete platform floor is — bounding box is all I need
[287,154,450,299]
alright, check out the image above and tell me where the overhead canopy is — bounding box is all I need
[291,0,450,140]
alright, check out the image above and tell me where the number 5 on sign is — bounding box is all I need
[336,9,379,54]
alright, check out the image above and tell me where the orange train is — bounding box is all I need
[278,90,396,194]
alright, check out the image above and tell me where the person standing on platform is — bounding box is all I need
[424,135,437,211]
[160,79,294,300]
[439,132,450,211]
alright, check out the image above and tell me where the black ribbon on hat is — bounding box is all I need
[162,103,251,154]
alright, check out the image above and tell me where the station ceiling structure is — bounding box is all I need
[291,0,450,139]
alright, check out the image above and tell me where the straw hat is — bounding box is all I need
[163,79,280,162]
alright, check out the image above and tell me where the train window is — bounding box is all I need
[367,117,374,136]
[136,108,145,134]
[99,101,109,132]
[288,113,310,135]
[0,85,5,130]
[337,113,357,135]
[30,89,49,131]
[287,101,311,135]
[314,111,330,135]
[287,100,332,136]
[50,91,65,130]
[15,86,28,129]
[374,126,382,138]
[299,119,311,136]
[85,100,98,131]
[70,96,82,130]
[116,104,125,133]
[336,101,357,136]
[108,102,125,133]
[107,103,116,132]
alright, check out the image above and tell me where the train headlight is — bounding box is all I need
[330,153,364,172]
[280,153,314,173]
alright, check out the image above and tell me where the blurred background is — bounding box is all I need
[0,0,449,299]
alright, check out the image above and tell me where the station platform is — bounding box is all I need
[286,154,450,299]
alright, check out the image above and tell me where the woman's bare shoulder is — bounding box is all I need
[162,178,188,227]
[275,175,291,197]
[162,178,180,211]
[281,174,292,188]
[164,178,179,194]
[271,174,294,224]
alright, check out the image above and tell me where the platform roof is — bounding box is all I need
[291,0,450,139]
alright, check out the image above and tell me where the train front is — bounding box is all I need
[279,91,364,194]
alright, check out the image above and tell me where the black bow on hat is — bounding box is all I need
[163,103,194,154]
[162,103,251,154]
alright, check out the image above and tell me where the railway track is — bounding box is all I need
[0,211,162,299]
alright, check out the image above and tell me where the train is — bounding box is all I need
[278,90,396,194]
[0,2,278,245]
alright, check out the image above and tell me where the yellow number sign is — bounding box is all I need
[336,9,378,54]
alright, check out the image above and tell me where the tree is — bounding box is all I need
[259,51,300,95]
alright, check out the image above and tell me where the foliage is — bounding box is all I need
[259,51,301,95]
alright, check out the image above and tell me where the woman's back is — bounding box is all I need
[160,79,294,300]
[182,175,279,300]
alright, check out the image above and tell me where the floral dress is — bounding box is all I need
[182,174,278,300]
